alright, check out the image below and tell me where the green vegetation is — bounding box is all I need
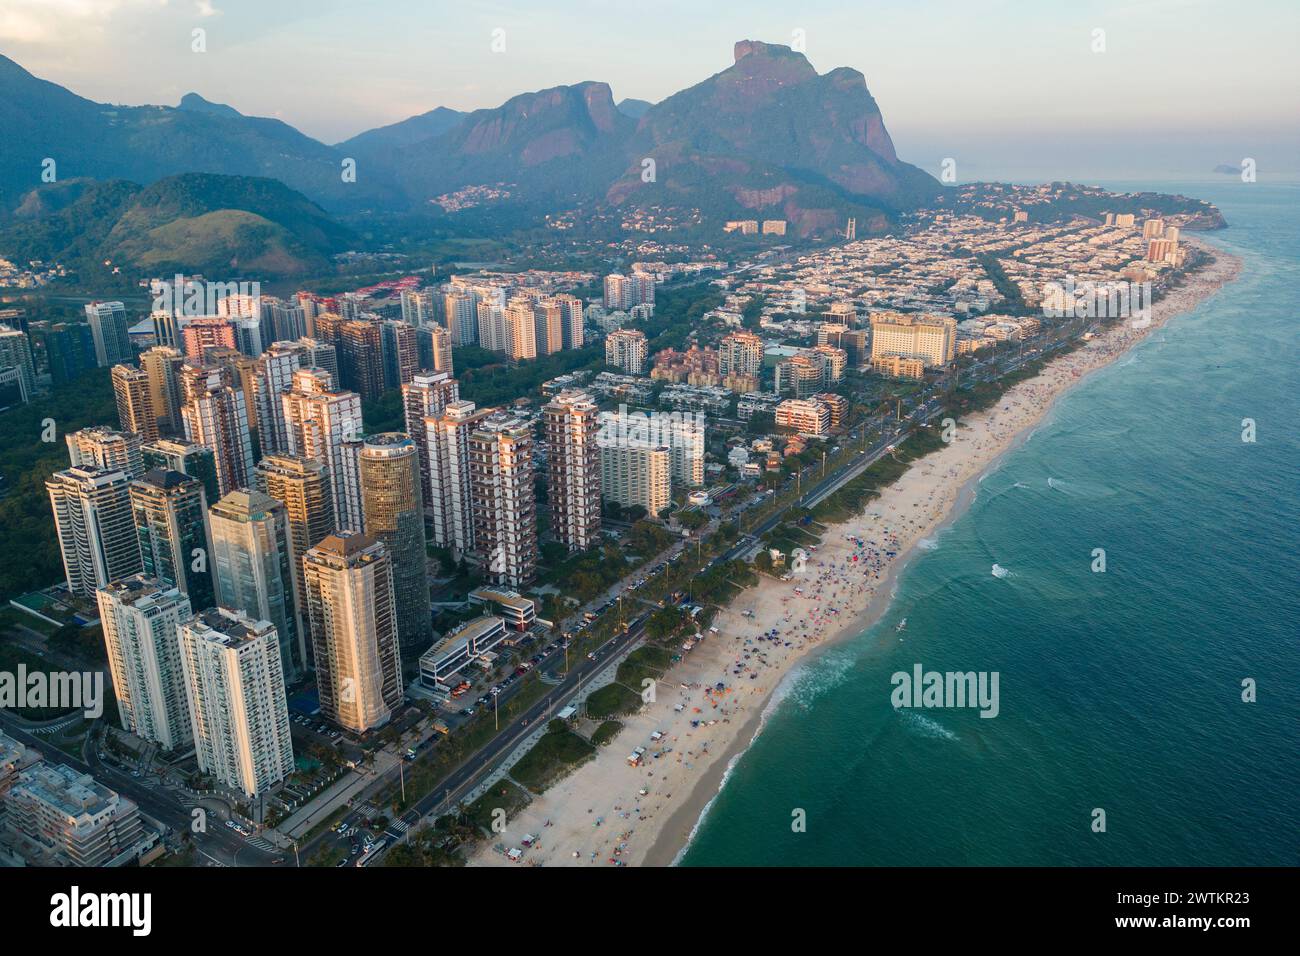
[584,682,643,719]
[0,368,117,603]
[590,720,623,747]
[1,174,354,283]
[382,828,465,867]
[465,779,532,831]
[616,644,672,686]
[509,720,596,794]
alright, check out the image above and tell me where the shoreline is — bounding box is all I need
[469,242,1242,869]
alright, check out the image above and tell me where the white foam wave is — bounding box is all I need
[991,563,1011,579]
[900,711,959,742]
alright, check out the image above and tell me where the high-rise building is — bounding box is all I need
[296,338,338,385]
[139,346,185,433]
[868,312,957,368]
[381,320,419,390]
[310,311,347,355]
[96,576,194,750]
[181,317,237,359]
[417,325,454,375]
[178,608,294,798]
[281,367,365,532]
[478,301,511,354]
[111,365,158,441]
[400,289,436,327]
[255,454,334,642]
[46,467,141,596]
[553,293,585,350]
[425,400,489,557]
[600,443,671,517]
[544,390,601,552]
[180,364,255,497]
[262,297,308,343]
[504,299,538,360]
[202,347,260,435]
[209,490,306,682]
[339,319,384,401]
[469,413,537,588]
[667,412,705,488]
[84,302,132,367]
[129,469,214,610]
[533,300,564,356]
[359,434,430,651]
[0,324,36,399]
[719,330,765,378]
[603,273,654,310]
[252,341,303,455]
[774,353,826,398]
[141,439,219,506]
[604,273,630,310]
[444,290,478,346]
[66,426,144,478]
[302,533,404,733]
[402,371,459,504]
[605,328,647,374]
[36,322,94,386]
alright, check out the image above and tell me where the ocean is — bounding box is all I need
[678,180,1300,867]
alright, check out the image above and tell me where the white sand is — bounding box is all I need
[470,244,1240,868]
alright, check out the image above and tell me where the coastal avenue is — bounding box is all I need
[306,305,1083,869]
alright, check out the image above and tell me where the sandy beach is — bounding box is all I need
[470,243,1241,868]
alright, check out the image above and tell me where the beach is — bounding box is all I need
[470,242,1242,868]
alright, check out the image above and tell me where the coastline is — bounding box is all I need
[470,241,1242,869]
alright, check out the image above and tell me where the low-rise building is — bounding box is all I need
[419,615,508,686]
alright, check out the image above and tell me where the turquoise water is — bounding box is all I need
[680,181,1300,866]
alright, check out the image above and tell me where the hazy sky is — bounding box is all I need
[3,0,1297,179]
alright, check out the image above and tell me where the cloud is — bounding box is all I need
[195,0,219,17]
[0,0,170,44]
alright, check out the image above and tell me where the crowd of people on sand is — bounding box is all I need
[479,253,1239,868]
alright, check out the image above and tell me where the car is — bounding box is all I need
[490,687,501,696]
[464,708,475,717]
[225,820,236,829]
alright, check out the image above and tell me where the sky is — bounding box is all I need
[2,0,1297,180]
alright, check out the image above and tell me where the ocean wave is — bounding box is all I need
[991,563,1012,579]
[900,710,959,742]
[1047,477,1065,490]
[917,537,939,551]
[670,748,747,866]
[785,649,858,711]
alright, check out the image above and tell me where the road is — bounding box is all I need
[0,710,281,867]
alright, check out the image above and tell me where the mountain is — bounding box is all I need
[0,54,395,213]
[336,106,465,160]
[390,81,636,201]
[0,40,937,237]
[609,40,939,235]
[0,173,353,278]
[616,98,654,119]
[177,92,244,119]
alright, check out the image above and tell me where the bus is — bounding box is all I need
[356,838,389,867]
